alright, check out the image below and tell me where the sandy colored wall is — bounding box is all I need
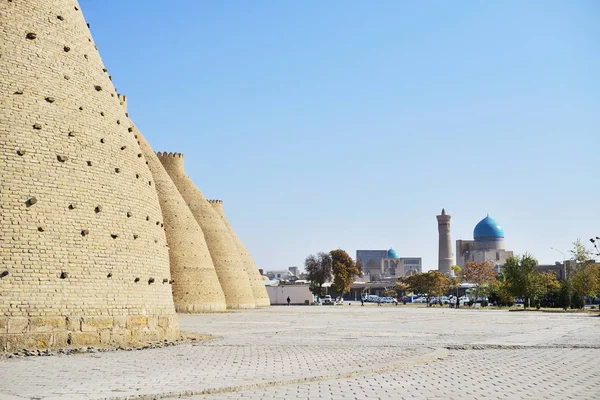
[158,153,255,309]
[0,0,179,351]
[133,125,227,312]
[209,200,270,307]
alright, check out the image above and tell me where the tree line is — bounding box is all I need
[398,239,600,309]
[304,249,362,299]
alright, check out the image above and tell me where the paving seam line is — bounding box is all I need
[101,347,450,400]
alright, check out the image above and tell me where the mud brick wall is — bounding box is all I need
[0,0,179,351]
[158,153,256,309]
[209,200,270,307]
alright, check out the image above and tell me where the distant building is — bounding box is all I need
[357,248,422,281]
[456,215,514,272]
[265,268,299,280]
[437,208,454,276]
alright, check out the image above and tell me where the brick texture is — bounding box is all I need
[0,0,179,350]
[132,122,227,313]
[209,200,270,307]
[158,153,256,309]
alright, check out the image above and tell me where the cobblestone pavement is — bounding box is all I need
[0,306,598,399]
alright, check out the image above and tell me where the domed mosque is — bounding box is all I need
[456,215,514,272]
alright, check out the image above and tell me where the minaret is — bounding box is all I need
[437,209,454,276]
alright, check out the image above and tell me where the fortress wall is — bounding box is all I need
[157,153,256,309]
[208,200,270,307]
[132,125,227,312]
[0,0,179,351]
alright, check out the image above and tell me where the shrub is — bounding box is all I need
[468,300,474,307]
[481,300,489,307]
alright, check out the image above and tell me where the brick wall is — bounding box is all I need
[0,0,179,350]
[209,200,270,307]
[134,126,227,313]
[158,153,256,309]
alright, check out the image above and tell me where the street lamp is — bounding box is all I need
[550,247,566,280]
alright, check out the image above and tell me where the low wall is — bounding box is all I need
[266,285,313,305]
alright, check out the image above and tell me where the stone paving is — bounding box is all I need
[0,306,598,399]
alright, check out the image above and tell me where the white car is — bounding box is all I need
[321,295,334,305]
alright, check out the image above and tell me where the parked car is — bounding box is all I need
[322,295,334,305]
[380,297,398,304]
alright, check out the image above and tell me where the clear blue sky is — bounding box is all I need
[81,0,599,271]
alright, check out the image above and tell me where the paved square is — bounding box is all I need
[0,306,598,399]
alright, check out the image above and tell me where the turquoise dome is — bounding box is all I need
[387,248,400,259]
[473,216,504,238]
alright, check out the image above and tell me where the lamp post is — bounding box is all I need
[550,247,567,281]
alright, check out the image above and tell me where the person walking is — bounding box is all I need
[286,296,291,306]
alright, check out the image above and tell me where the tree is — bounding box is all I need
[501,254,559,309]
[571,264,600,308]
[330,249,362,299]
[569,239,597,307]
[461,261,498,303]
[304,252,332,298]
[400,271,449,306]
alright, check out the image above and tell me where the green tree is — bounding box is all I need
[304,252,332,298]
[501,254,558,309]
[571,264,600,308]
[330,249,362,300]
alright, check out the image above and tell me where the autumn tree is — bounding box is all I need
[305,252,332,298]
[330,249,362,299]
[461,260,498,303]
[400,271,449,306]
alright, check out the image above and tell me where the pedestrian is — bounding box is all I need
[286,296,290,306]
[377,298,382,307]
[361,298,364,306]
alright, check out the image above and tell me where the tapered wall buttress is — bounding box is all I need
[158,153,256,309]
[0,0,179,351]
[208,200,270,307]
[132,124,227,312]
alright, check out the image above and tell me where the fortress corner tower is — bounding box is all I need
[129,120,227,313]
[208,200,271,307]
[158,153,256,309]
[0,0,179,351]
[436,209,454,276]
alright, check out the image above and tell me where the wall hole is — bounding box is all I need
[68,204,76,210]
[14,90,24,95]
[127,212,132,218]
[110,234,118,239]
[94,205,102,213]
[26,33,37,40]
[115,168,120,173]
[78,106,83,111]
[100,111,105,116]
[148,278,155,285]
[60,271,69,279]
[33,123,42,130]
[134,277,140,283]
[146,216,150,221]
[137,153,142,158]
[45,97,55,103]
[84,54,88,59]
[0,271,8,279]
[128,127,133,133]
[163,279,168,284]
[57,15,64,21]
[107,272,113,278]
[94,85,101,91]
[100,138,104,143]
[120,146,126,150]
[68,131,75,137]
[135,174,140,179]
[133,234,139,239]
[81,229,89,236]
[16,150,25,156]
[25,197,37,207]
[57,155,67,162]
[63,46,70,52]
[116,120,121,125]
[38,227,44,232]
[87,161,92,166]
[64,74,70,80]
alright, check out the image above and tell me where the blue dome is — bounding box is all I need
[387,248,400,259]
[473,216,504,238]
